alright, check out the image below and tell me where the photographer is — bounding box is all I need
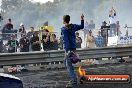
[50,33,58,50]
[19,34,30,52]
[42,29,50,51]
[30,32,41,51]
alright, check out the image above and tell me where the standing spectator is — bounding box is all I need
[27,27,35,51]
[7,35,19,53]
[86,30,96,48]
[30,32,41,51]
[83,21,89,47]
[0,36,3,53]
[58,36,63,50]
[101,21,110,46]
[0,14,3,21]
[42,29,50,51]
[0,13,3,28]
[124,24,128,36]
[19,34,30,52]
[75,32,82,48]
[19,23,26,37]
[2,18,17,39]
[61,14,84,88]
[3,43,8,53]
[116,21,121,36]
[95,31,104,47]
[109,7,117,36]
[3,18,13,31]
[27,27,34,39]
[50,33,58,50]
[84,21,89,34]
[89,20,95,31]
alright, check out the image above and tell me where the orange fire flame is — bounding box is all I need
[78,66,86,76]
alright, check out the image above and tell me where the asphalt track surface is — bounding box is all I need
[14,62,132,88]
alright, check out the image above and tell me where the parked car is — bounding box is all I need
[0,73,23,88]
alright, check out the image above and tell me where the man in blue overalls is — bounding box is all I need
[61,14,84,88]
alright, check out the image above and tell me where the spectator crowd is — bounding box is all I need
[0,18,62,53]
[0,7,122,53]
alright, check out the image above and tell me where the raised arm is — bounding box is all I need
[112,7,116,16]
[75,14,84,31]
[112,7,116,12]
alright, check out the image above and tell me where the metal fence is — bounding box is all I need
[0,46,132,66]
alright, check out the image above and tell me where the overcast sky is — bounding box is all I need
[0,0,54,5]
[30,0,54,3]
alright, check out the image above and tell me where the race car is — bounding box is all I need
[0,73,23,88]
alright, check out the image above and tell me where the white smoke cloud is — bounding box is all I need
[29,0,54,3]
[0,0,2,11]
[1,0,132,36]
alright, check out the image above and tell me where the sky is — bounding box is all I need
[0,0,54,6]
[30,0,54,3]
[0,0,2,6]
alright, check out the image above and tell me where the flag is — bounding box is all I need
[43,21,48,26]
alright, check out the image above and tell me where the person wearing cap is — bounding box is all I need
[61,14,84,88]
[19,34,30,52]
[19,23,26,37]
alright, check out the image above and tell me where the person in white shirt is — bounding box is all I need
[84,21,89,34]
[109,7,117,36]
[83,21,89,47]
